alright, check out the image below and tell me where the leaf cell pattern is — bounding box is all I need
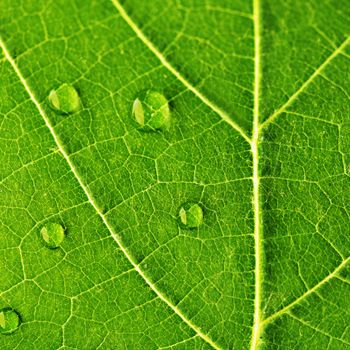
[0,0,349,349]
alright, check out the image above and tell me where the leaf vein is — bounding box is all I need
[250,0,263,349]
[261,36,350,129]
[0,36,223,350]
[288,313,350,346]
[110,0,251,143]
[263,256,350,325]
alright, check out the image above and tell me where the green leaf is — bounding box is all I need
[0,0,349,349]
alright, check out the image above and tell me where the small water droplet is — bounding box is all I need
[0,308,20,334]
[132,90,170,131]
[179,202,203,229]
[40,222,65,249]
[48,84,81,114]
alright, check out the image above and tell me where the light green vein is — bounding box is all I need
[110,0,251,144]
[263,256,350,325]
[0,37,223,350]
[288,313,350,346]
[261,35,350,129]
[250,0,263,349]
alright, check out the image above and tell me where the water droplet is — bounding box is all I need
[132,90,170,131]
[40,222,65,249]
[179,202,203,229]
[48,84,81,114]
[0,308,20,334]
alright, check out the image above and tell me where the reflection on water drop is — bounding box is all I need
[179,202,203,229]
[40,222,65,249]
[0,308,20,334]
[132,90,170,131]
[49,84,81,114]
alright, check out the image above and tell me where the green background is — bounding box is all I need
[0,0,349,349]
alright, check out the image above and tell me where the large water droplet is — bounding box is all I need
[40,222,65,249]
[132,90,170,131]
[179,202,203,229]
[0,308,20,334]
[48,84,81,114]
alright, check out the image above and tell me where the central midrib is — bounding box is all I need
[250,0,263,349]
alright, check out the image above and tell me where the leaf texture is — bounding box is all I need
[0,0,349,349]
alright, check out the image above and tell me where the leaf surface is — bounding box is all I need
[0,0,349,349]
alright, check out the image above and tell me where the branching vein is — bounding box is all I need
[263,256,350,325]
[0,37,223,350]
[2,2,348,348]
[261,35,350,129]
[110,0,251,143]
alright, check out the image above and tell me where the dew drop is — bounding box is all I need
[132,90,170,131]
[40,222,65,249]
[0,308,20,334]
[48,83,81,114]
[179,202,203,229]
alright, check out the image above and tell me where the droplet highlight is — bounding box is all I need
[132,90,170,131]
[179,202,203,229]
[49,84,81,114]
[40,223,65,249]
[0,308,20,334]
